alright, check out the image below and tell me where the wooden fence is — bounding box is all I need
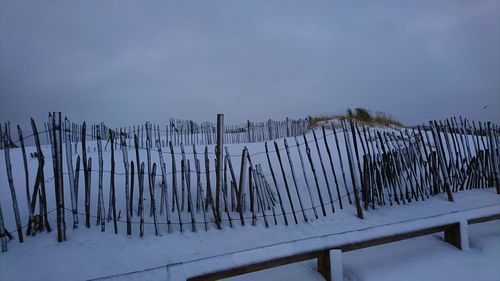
[0,114,498,253]
[0,117,309,149]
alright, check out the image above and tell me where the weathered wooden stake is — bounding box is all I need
[121,133,132,235]
[139,162,145,237]
[50,112,66,241]
[150,163,159,235]
[312,130,335,214]
[284,139,308,222]
[17,126,33,234]
[294,136,319,219]
[304,134,327,217]
[323,126,343,209]
[274,141,299,224]
[65,118,79,228]
[170,141,183,232]
[0,200,8,251]
[215,114,224,223]
[3,126,23,243]
[157,140,172,233]
[97,126,106,232]
[186,160,197,232]
[332,124,352,205]
[237,148,248,225]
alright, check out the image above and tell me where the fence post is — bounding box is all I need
[215,114,224,223]
[50,112,66,242]
[247,120,251,143]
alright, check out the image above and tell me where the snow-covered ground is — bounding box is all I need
[0,127,498,281]
[0,189,498,281]
[225,219,500,281]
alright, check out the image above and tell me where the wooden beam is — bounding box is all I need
[187,251,322,281]
[187,224,454,281]
[468,214,500,224]
[340,225,447,252]
[444,223,462,250]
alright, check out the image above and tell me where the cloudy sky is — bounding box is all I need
[1,0,499,128]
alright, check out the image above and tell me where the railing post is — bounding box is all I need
[317,251,331,280]
[318,249,343,281]
[444,220,469,250]
[331,250,343,281]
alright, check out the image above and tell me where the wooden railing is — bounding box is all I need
[181,205,499,281]
[91,204,499,281]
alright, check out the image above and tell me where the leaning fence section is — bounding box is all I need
[0,114,498,253]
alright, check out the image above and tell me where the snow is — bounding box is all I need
[0,127,498,281]
[0,189,497,281]
[329,250,343,281]
[460,219,470,250]
[224,220,500,281]
[342,220,500,281]
[117,203,500,281]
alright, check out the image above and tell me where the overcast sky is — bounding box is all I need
[1,0,499,129]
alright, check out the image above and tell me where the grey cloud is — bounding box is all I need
[1,0,499,129]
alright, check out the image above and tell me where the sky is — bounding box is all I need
[1,0,499,129]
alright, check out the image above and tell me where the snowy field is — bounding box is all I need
[0,189,498,281]
[225,219,500,281]
[0,126,499,281]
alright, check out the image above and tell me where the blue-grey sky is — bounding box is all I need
[1,0,499,128]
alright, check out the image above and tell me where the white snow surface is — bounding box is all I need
[224,219,500,281]
[0,190,498,281]
[0,129,499,281]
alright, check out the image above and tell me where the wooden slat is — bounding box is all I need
[468,213,500,224]
[187,251,322,281]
